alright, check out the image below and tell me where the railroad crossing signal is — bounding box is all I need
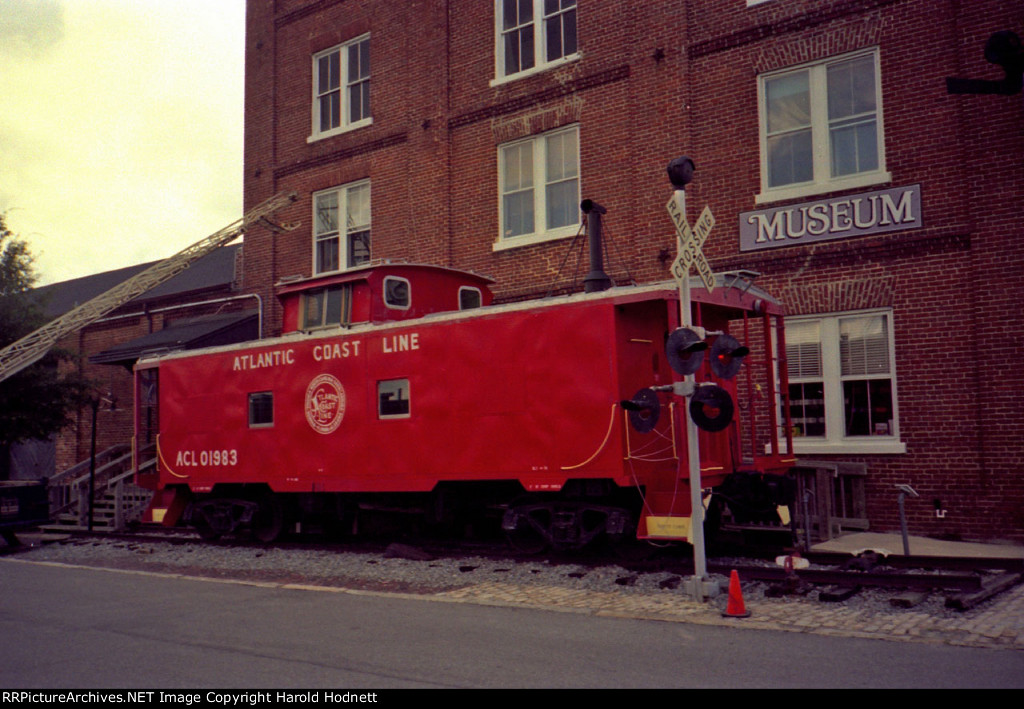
[666,195,716,292]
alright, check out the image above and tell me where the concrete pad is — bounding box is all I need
[2,531,71,547]
[812,532,1024,559]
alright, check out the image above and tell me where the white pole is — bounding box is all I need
[673,189,708,599]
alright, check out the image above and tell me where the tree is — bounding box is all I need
[0,215,91,468]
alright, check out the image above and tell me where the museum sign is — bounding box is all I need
[739,184,921,252]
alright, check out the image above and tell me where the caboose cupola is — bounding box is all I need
[276,262,495,334]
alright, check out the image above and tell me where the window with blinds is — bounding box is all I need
[840,314,890,376]
[786,320,823,378]
[840,313,893,436]
[784,311,898,443]
[786,319,825,438]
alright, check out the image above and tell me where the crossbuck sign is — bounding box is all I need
[666,195,716,293]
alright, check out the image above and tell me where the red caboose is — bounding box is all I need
[134,262,793,549]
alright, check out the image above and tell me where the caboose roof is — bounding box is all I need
[274,260,495,295]
[138,272,780,368]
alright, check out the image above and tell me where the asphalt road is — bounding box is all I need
[1,560,1021,689]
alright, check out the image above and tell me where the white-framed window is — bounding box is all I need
[311,35,371,141]
[757,49,889,204]
[493,0,578,85]
[496,125,580,250]
[785,310,904,454]
[313,181,370,274]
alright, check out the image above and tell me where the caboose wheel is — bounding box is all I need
[504,500,550,554]
[506,529,549,554]
[189,500,228,541]
[192,513,222,542]
[505,520,550,554]
[250,494,285,543]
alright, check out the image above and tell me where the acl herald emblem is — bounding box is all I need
[305,374,346,434]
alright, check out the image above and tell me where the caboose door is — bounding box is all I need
[133,364,160,491]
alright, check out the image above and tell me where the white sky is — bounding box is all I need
[1,0,246,286]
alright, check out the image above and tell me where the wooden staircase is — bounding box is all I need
[43,444,156,532]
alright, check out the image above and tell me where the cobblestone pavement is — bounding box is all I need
[436,578,1024,650]
[9,546,1024,651]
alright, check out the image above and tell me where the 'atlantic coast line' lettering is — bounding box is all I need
[313,340,362,361]
[233,348,295,371]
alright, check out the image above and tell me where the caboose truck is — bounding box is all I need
[134,237,794,551]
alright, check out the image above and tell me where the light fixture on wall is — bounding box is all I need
[946,30,1023,96]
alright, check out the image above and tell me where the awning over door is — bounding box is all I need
[90,310,258,368]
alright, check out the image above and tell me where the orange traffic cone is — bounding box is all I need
[722,570,751,618]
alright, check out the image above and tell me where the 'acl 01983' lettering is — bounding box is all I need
[176,449,238,467]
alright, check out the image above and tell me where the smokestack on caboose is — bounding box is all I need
[581,199,611,293]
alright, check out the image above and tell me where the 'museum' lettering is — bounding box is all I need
[739,185,921,252]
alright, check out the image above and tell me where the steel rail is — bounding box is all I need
[707,562,985,591]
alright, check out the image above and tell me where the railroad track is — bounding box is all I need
[704,552,1024,611]
[23,525,1024,611]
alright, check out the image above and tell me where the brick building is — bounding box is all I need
[237,0,1022,542]
[10,245,255,480]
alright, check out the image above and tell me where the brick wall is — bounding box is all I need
[686,0,1024,542]
[243,0,700,310]
[241,0,1023,542]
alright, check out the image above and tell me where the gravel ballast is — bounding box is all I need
[11,534,999,621]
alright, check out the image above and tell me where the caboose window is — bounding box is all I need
[378,379,410,419]
[248,392,274,427]
[383,277,410,310]
[459,286,482,310]
[303,284,352,329]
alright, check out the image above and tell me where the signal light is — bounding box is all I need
[689,384,735,432]
[710,334,749,380]
[666,327,708,376]
[667,156,695,189]
[620,388,661,433]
